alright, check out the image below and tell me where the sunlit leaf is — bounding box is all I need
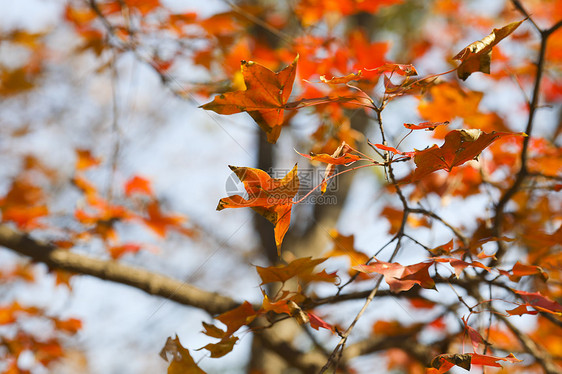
[256,257,337,285]
[307,311,334,332]
[365,63,418,76]
[513,290,562,315]
[217,165,299,252]
[201,56,298,143]
[320,71,362,84]
[453,20,525,80]
[354,260,435,293]
[411,130,525,181]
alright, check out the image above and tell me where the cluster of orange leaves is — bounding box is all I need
[2,0,562,373]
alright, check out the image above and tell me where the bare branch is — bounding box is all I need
[0,224,239,315]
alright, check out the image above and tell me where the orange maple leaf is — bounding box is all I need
[411,129,525,181]
[217,165,299,252]
[256,257,337,285]
[201,56,298,143]
[354,260,436,293]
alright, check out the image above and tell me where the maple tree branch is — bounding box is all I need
[0,224,239,315]
[319,275,385,374]
[343,334,433,366]
[546,19,562,36]
[498,313,561,374]
[306,288,421,308]
[492,14,551,262]
[510,1,541,32]
[251,317,328,373]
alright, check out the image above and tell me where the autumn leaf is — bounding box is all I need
[354,260,435,293]
[506,304,538,316]
[307,311,334,332]
[199,336,238,358]
[428,240,454,256]
[435,258,491,278]
[201,322,226,339]
[216,301,257,336]
[430,352,521,372]
[217,165,299,252]
[299,141,359,194]
[108,243,142,259]
[124,176,153,196]
[295,149,361,165]
[0,178,48,229]
[261,294,291,315]
[470,353,522,367]
[325,230,370,278]
[54,318,82,335]
[365,63,418,76]
[201,56,298,143]
[403,121,449,131]
[508,262,549,282]
[411,129,525,181]
[513,290,562,315]
[75,149,100,170]
[142,201,193,238]
[431,353,470,372]
[320,71,362,84]
[160,335,206,374]
[373,144,415,157]
[462,316,486,352]
[453,20,525,80]
[256,257,337,285]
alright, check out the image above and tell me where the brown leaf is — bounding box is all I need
[216,301,257,336]
[199,336,238,358]
[160,335,206,374]
[453,20,525,80]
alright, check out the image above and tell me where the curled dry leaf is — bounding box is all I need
[297,141,360,194]
[453,19,525,80]
[365,63,418,76]
[160,335,206,374]
[403,121,449,131]
[320,71,362,84]
[295,149,361,165]
[373,143,415,157]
